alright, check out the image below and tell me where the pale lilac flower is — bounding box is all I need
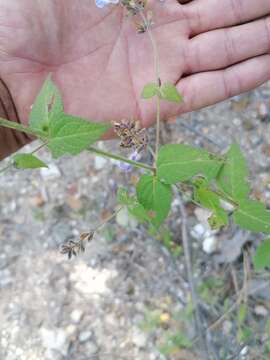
[95,0,119,8]
[117,150,141,173]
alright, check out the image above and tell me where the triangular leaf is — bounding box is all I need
[253,239,270,271]
[234,200,270,233]
[159,82,183,103]
[217,144,250,200]
[157,144,222,184]
[13,154,48,169]
[47,113,111,158]
[136,175,172,227]
[141,83,159,99]
[29,76,63,133]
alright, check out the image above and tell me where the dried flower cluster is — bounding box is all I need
[120,0,146,15]
[114,119,148,152]
[60,231,94,259]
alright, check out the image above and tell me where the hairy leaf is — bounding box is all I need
[141,83,159,99]
[157,144,222,184]
[13,154,48,169]
[159,82,183,103]
[217,144,250,200]
[234,200,270,233]
[47,114,111,158]
[253,239,270,271]
[136,175,172,227]
[29,76,63,133]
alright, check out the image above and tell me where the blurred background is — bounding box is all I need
[0,82,270,360]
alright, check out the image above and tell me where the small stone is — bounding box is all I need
[40,328,69,356]
[257,102,269,120]
[223,320,233,335]
[132,328,147,349]
[0,254,8,270]
[85,342,99,355]
[40,164,61,180]
[65,325,77,337]
[30,192,46,207]
[254,305,268,317]
[70,309,84,324]
[94,157,107,170]
[79,330,93,343]
[0,269,13,288]
[202,236,218,254]
[262,145,270,157]
[66,195,82,211]
[116,207,130,227]
[190,224,206,240]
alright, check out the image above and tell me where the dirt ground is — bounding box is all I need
[1,82,270,360]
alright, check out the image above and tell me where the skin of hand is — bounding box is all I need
[0,0,269,153]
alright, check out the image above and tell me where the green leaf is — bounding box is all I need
[157,144,222,184]
[194,187,228,229]
[117,187,131,206]
[234,200,270,233]
[237,303,247,325]
[128,202,152,224]
[13,154,48,169]
[116,189,153,224]
[29,76,63,133]
[217,144,250,200]
[47,113,111,158]
[141,83,159,99]
[159,82,183,103]
[136,175,172,227]
[253,239,270,270]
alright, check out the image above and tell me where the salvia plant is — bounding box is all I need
[1,0,270,270]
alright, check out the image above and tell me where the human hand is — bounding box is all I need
[0,0,269,130]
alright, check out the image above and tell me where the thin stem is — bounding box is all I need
[0,163,12,175]
[95,206,123,231]
[139,11,161,164]
[177,192,209,359]
[88,146,154,172]
[155,95,161,164]
[0,117,45,138]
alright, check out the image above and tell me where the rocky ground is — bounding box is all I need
[0,82,270,360]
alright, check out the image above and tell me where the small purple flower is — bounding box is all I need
[95,0,119,8]
[117,151,141,173]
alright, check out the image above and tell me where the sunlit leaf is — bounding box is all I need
[157,144,222,184]
[13,154,48,169]
[47,113,111,158]
[136,175,172,227]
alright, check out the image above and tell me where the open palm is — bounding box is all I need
[0,0,269,129]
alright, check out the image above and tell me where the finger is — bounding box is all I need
[175,54,270,115]
[184,0,270,36]
[185,16,270,74]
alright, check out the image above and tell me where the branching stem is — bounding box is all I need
[0,117,45,138]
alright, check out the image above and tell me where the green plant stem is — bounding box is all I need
[88,146,154,172]
[0,117,45,138]
[139,11,161,164]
